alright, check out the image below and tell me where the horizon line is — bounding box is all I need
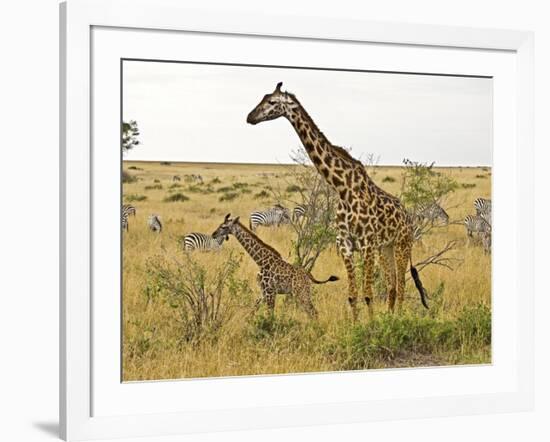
[122,159,492,168]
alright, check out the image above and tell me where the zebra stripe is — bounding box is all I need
[293,205,306,222]
[147,214,162,233]
[249,206,290,231]
[464,214,491,237]
[414,202,449,225]
[121,204,136,232]
[480,231,491,254]
[183,232,225,251]
[474,198,491,224]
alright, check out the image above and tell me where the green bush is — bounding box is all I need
[163,192,189,202]
[127,166,143,170]
[144,184,163,190]
[382,176,396,183]
[125,194,147,202]
[475,174,488,179]
[461,183,476,189]
[210,177,222,184]
[217,186,233,193]
[326,303,491,370]
[169,183,182,189]
[160,161,171,166]
[153,179,161,183]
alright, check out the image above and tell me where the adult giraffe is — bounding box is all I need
[246,82,428,319]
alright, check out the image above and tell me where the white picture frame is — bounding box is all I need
[60,0,534,440]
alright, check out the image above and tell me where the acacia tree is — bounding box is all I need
[271,148,338,272]
[399,158,462,273]
[122,120,141,154]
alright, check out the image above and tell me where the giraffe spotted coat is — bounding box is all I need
[212,214,339,318]
[247,82,428,318]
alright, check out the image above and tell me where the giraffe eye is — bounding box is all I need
[268,100,277,105]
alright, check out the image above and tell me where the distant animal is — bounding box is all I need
[147,214,162,233]
[172,175,181,182]
[182,232,226,252]
[414,202,449,226]
[249,205,291,231]
[121,204,136,232]
[212,214,339,318]
[474,197,492,225]
[464,214,491,238]
[191,174,204,184]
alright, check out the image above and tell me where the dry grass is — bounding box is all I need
[122,161,492,381]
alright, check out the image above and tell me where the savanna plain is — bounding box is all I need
[122,160,491,381]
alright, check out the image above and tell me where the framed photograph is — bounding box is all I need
[60,0,534,440]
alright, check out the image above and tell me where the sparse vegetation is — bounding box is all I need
[163,192,189,202]
[144,184,163,190]
[122,160,491,381]
[219,191,239,202]
[254,190,270,199]
[122,171,138,183]
[124,193,147,202]
[382,175,396,183]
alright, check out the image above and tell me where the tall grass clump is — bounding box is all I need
[219,192,239,202]
[163,192,189,202]
[125,194,147,202]
[122,171,138,183]
[144,184,163,190]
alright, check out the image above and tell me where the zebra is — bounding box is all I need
[480,231,492,254]
[147,214,162,233]
[474,197,492,225]
[182,232,226,252]
[464,214,491,238]
[121,204,136,232]
[293,205,307,222]
[249,205,291,231]
[414,202,449,226]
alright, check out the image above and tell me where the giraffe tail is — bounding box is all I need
[309,274,339,285]
[410,261,429,309]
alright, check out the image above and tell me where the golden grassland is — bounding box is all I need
[122,160,492,381]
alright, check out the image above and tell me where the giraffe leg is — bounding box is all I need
[379,245,397,313]
[394,240,411,312]
[300,286,318,319]
[360,245,376,318]
[337,234,358,321]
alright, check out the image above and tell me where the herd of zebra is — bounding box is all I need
[123,197,491,254]
[172,174,204,184]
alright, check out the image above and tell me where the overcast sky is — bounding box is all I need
[122,60,492,166]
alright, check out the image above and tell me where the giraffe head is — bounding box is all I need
[246,82,294,125]
[212,213,239,241]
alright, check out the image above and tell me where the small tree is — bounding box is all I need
[122,120,141,154]
[400,158,458,209]
[271,148,338,272]
[399,159,462,274]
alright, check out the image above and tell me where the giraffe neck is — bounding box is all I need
[283,97,367,195]
[230,221,280,267]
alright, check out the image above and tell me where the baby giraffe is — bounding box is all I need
[212,214,339,318]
